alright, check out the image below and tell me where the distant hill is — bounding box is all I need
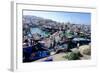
[23,15,91,35]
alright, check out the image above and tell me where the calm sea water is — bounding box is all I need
[30,27,49,37]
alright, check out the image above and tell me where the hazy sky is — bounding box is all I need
[23,10,91,25]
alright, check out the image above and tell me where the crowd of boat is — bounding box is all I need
[23,16,91,62]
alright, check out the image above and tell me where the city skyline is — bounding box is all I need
[23,10,91,25]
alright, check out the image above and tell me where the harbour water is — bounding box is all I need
[30,27,49,37]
